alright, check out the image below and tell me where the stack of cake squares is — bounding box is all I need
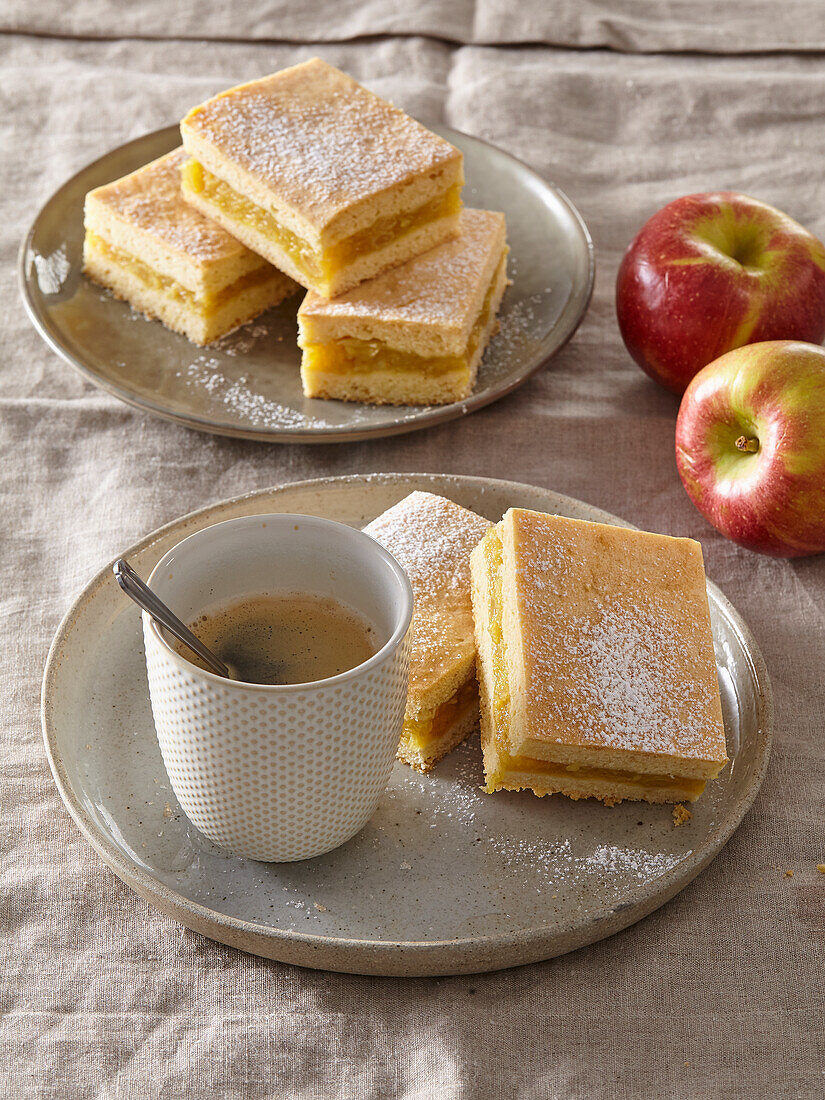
[83,58,509,407]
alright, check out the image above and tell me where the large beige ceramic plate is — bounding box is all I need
[42,474,772,976]
[20,126,593,443]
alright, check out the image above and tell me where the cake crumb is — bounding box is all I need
[784,869,794,877]
[163,803,174,818]
[672,804,692,827]
[817,864,825,874]
[313,902,327,912]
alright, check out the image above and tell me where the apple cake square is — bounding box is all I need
[298,209,508,406]
[83,148,297,345]
[364,491,492,772]
[180,58,464,299]
[470,508,728,805]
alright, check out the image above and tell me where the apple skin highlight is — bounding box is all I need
[675,340,825,557]
[617,192,825,394]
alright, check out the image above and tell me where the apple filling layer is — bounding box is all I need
[301,257,502,380]
[182,160,463,282]
[401,676,479,755]
[490,751,706,797]
[83,231,276,315]
[479,529,706,799]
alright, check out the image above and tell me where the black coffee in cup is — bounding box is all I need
[175,593,378,685]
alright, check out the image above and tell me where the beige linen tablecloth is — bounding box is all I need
[2,6,825,1097]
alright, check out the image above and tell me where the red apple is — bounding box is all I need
[675,340,825,557]
[617,192,825,394]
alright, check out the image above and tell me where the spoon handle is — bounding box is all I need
[113,558,231,679]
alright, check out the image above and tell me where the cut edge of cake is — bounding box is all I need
[364,490,492,772]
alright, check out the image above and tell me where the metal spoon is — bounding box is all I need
[113,558,239,680]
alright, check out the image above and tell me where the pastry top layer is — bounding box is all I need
[364,491,491,713]
[501,508,728,766]
[85,149,250,263]
[181,58,463,242]
[299,209,507,357]
[84,148,268,293]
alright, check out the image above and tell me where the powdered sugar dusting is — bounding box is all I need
[33,246,70,294]
[301,210,506,332]
[209,322,272,356]
[178,356,335,430]
[490,293,545,357]
[511,511,726,761]
[365,492,491,694]
[90,148,249,262]
[586,844,681,878]
[365,491,491,600]
[387,741,688,888]
[548,599,715,753]
[187,60,460,222]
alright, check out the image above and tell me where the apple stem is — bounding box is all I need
[735,435,759,453]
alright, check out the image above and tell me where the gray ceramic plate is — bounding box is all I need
[42,474,772,976]
[19,127,593,444]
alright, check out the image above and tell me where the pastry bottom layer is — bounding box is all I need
[397,677,480,773]
[300,364,474,407]
[485,758,707,805]
[182,159,463,297]
[83,232,294,345]
[300,255,507,406]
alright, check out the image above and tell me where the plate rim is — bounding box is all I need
[19,125,595,445]
[41,473,773,975]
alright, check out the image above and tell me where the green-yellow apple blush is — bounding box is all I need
[675,340,825,557]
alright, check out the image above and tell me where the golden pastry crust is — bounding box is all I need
[397,692,480,773]
[299,210,507,357]
[672,804,693,826]
[82,236,294,346]
[180,60,464,297]
[299,211,508,406]
[471,509,728,806]
[83,148,297,344]
[180,58,463,244]
[504,509,728,770]
[366,491,492,714]
[84,148,271,293]
[365,492,491,771]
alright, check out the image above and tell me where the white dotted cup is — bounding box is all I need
[142,514,413,862]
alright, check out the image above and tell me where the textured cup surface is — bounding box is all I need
[142,514,412,861]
